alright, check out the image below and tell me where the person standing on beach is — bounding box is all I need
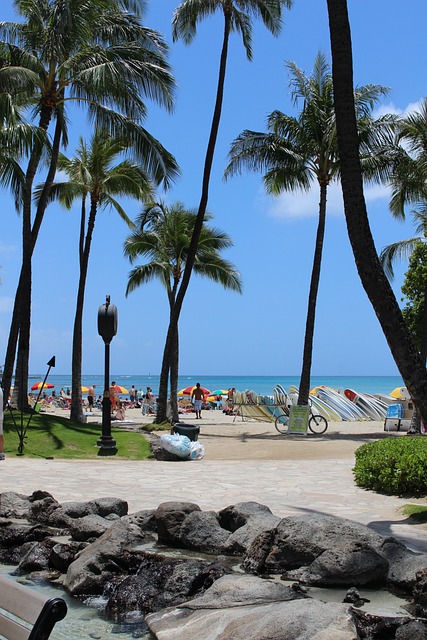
[130,385,136,407]
[191,383,205,419]
[109,381,118,414]
[87,384,96,412]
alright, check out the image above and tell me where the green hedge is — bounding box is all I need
[353,437,427,496]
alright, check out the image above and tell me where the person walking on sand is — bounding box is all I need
[87,384,96,412]
[191,382,205,419]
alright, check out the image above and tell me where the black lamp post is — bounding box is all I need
[97,295,118,449]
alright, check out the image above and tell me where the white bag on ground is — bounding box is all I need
[160,433,192,458]
[188,441,205,460]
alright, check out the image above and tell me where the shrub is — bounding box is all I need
[353,437,427,496]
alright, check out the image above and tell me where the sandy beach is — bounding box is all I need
[66,404,398,461]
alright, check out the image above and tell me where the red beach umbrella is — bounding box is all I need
[31,381,55,391]
[114,385,129,394]
[177,385,210,397]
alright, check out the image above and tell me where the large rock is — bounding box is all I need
[219,502,281,555]
[0,492,33,518]
[105,553,228,620]
[155,502,201,545]
[47,497,128,528]
[263,514,386,573]
[146,574,358,640]
[64,519,143,595]
[177,510,231,553]
[295,541,389,586]
[67,514,115,542]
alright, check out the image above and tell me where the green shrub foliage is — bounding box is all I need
[353,437,427,496]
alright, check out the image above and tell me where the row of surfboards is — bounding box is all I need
[232,384,396,422]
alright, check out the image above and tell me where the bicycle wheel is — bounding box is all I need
[275,414,289,434]
[308,414,328,435]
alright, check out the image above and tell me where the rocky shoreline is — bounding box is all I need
[1,490,427,639]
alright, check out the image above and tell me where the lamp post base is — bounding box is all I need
[96,436,117,448]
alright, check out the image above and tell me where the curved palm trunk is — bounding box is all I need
[3,116,61,408]
[327,0,427,423]
[156,12,232,422]
[298,182,327,405]
[170,329,179,423]
[70,199,96,422]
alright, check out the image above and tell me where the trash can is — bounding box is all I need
[172,422,200,442]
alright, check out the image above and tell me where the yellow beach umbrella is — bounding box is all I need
[390,386,410,400]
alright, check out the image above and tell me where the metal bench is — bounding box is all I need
[0,574,67,640]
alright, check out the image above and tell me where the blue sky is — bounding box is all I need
[0,0,426,377]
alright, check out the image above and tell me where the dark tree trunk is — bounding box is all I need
[298,182,327,405]
[170,329,179,423]
[156,13,231,422]
[327,0,427,423]
[3,115,60,408]
[70,199,96,422]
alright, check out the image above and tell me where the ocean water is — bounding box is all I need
[29,374,405,397]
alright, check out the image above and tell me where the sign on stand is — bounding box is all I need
[289,405,309,435]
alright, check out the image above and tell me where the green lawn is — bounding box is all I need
[3,411,152,460]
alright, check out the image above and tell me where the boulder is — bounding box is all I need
[50,541,87,572]
[146,574,358,640]
[122,509,157,533]
[155,502,201,545]
[295,541,389,586]
[177,510,231,554]
[105,554,228,620]
[68,514,114,542]
[17,539,54,573]
[218,502,281,555]
[395,620,427,639]
[382,540,427,589]
[64,519,143,595]
[0,492,33,519]
[263,514,386,574]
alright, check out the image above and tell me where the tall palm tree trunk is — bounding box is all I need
[156,13,232,422]
[327,0,427,422]
[70,201,97,422]
[298,182,327,405]
[170,329,179,423]
[3,115,60,407]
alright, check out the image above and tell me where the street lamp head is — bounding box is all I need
[98,296,118,345]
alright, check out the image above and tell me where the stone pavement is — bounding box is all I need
[2,456,427,554]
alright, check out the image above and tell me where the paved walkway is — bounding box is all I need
[2,456,427,553]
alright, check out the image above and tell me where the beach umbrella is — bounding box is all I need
[178,385,210,397]
[114,385,129,394]
[390,386,410,400]
[209,389,228,397]
[81,386,90,393]
[31,382,54,391]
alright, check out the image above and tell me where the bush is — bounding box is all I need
[353,437,427,496]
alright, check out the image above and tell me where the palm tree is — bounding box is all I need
[38,130,154,422]
[224,52,393,406]
[124,201,242,422]
[0,0,178,408]
[326,0,427,426]
[154,0,291,422]
[379,103,427,431]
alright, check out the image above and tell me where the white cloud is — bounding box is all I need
[374,99,424,119]
[261,180,390,221]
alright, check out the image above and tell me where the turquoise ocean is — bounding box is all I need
[30,374,405,397]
